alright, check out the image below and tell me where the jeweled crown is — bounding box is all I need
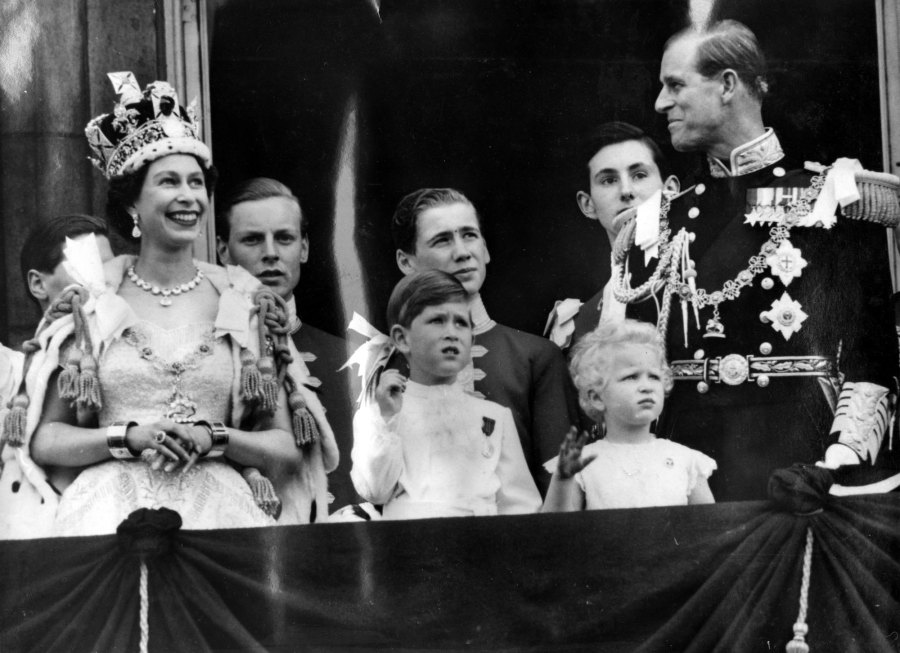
[85,72,211,179]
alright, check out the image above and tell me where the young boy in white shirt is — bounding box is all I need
[350,270,541,520]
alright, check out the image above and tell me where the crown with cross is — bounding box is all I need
[85,72,211,179]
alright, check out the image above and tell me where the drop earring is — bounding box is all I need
[130,213,141,239]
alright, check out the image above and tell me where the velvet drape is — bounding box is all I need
[2,488,898,652]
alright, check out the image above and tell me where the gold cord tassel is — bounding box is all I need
[2,393,29,447]
[239,347,262,404]
[786,527,814,653]
[75,352,102,411]
[285,374,319,447]
[2,337,43,448]
[57,346,82,400]
[242,467,282,518]
[256,355,279,413]
[289,392,320,447]
[55,289,103,411]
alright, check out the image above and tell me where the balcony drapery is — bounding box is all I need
[2,478,898,652]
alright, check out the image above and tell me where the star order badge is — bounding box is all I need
[761,292,808,340]
[765,239,807,286]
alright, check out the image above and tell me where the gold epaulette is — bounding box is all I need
[841,170,900,228]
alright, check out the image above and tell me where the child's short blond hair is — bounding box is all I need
[569,319,673,423]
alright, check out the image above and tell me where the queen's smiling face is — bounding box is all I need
[130,154,209,249]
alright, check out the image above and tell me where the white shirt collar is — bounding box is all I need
[468,293,496,335]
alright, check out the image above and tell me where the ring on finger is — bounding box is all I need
[154,430,167,444]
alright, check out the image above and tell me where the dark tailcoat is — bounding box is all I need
[293,322,360,512]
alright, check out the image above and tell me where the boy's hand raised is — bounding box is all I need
[557,426,597,479]
[375,369,407,420]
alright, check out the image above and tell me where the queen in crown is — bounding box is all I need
[8,72,338,537]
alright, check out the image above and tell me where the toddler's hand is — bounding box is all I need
[557,426,597,479]
[375,369,406,420]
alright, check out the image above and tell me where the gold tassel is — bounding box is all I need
[239,347,262,404]
[786,624,809,653]
[242,467,282,519]
[2,394,30,448]
[288,390,320,447]
[76,352,102,411]
[58,347,83,400]
[257,355,279,413]
[785,527,814,653]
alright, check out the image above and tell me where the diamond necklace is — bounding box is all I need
[127,265,205,307]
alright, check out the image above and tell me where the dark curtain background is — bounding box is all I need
[0,0,159,348]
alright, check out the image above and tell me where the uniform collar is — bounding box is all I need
[707,128,784,178]
[469,294,496,335]
[286,295,302,335]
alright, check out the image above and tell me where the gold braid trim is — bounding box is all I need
[831,382,891,463]
[841,171,900,228]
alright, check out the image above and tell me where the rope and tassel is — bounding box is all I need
[285,374,320,447]
[237,288,303,518]
[786,527,814,653]
[2,334,44,448]
[242,467,282,518]
[239,347,262,404]
[243,288,294,413]
[2,285,105,451]
[53,287,102,412]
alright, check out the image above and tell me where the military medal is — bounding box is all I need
[481,416,496,458]
[765,240,807,286]
[745,187,805,226]
[673,174,827,343]
[760,292,808,340]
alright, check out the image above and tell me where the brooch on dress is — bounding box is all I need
[481,417,496,458]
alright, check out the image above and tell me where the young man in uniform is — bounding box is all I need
[546,122,679,349]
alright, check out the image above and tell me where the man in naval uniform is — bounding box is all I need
[392,188,582,496]
[217,178,358,514]
[616,20,899,501]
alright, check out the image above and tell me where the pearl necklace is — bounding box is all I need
[127,265,205,306]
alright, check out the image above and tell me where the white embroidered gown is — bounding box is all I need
[53,321,274,536]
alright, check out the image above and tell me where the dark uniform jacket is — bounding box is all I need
[622,131,898,501]
[293,321,360,512]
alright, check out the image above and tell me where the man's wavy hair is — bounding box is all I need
[668,20,769,101]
